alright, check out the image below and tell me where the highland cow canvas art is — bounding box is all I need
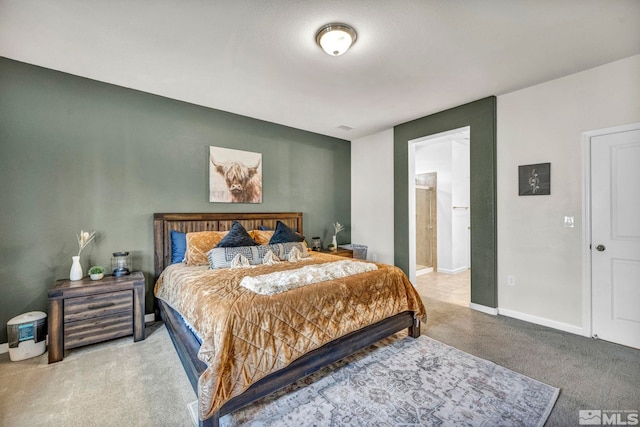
[209,146,262,203]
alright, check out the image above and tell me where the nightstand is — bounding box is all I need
[48,271,145,363]
[319,248,353,258]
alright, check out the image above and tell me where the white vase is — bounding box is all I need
[331,235,338,251]
[70,256,83,281]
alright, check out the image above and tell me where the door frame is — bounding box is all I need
[581,122,640,339]
[394,97,497,311]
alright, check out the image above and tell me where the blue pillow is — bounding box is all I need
[170,230,187,264]
[215,221,259,248]
[269,221,305,244]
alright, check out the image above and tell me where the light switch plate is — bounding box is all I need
[564,216,575,228]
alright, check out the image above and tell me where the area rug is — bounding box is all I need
[189,334,559,427]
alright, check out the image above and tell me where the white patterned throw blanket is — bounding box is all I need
[240,260,378,296]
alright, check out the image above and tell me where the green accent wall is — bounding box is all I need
[0,57,350,343]
[394,97,497,308]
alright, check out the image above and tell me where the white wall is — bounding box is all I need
[497,54,640,330]
[351,129,395,264]
[350,55,639,336]
[451,140,470,271]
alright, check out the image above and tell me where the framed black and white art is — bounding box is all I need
[518,163,550,196]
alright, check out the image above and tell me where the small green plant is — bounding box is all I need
[89,265,105,275]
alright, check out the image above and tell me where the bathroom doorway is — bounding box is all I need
[409,126,471,306]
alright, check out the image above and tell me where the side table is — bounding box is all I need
[319,248,354,258]
[48,271,145,363]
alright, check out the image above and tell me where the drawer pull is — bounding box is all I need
[87,302,116,310]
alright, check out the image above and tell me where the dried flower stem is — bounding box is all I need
[77,230,96,256]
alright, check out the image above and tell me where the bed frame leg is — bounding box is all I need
[200,412,219,427]
[409,318,421,338]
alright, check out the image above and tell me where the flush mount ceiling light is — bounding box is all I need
[316,23,357,56]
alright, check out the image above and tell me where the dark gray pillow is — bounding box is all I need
[215,221,259,248]
[269,221,305,244]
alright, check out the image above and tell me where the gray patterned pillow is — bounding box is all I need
[256,244,283,260]
[281,242,310,260]
[208,244,283,269]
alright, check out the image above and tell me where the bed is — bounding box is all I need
[153,212,426,427]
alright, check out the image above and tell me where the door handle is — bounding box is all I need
[596,244,606,252]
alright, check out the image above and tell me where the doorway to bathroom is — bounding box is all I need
[410,126,471,306]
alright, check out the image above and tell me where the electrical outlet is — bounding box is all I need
[507,275,516,286]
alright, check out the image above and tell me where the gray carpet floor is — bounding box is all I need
[0,297,638,426]
[421,296,640,427]
[0,322,196,427]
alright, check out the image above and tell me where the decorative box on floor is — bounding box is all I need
[7,311,47,361]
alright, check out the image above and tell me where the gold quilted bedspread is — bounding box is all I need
[154,253,426,419]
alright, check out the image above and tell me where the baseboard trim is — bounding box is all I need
[0,343,7,354]
[437,266,468,275]
[416,267,433,276]
[498,308,585,336]
[469,303,498,316]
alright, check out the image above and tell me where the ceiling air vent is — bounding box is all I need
[337,125,353,131]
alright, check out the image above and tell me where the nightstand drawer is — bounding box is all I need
[64,311,133,350]
[64,290,133,323]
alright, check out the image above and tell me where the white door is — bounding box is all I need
[591,126,640,349]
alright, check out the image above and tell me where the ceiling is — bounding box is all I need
[1,1,639,140]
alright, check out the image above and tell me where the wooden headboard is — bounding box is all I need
[153,212,303,279]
